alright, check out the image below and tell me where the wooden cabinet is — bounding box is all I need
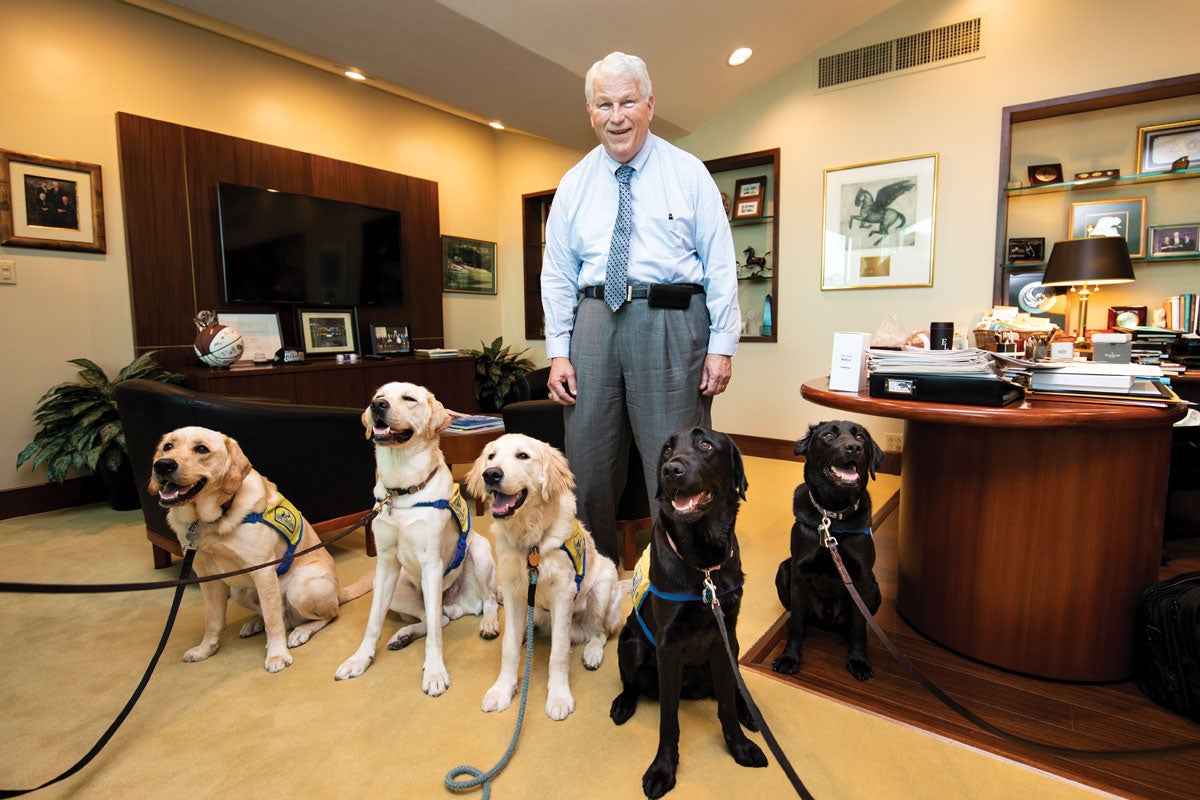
[993,74,1200,329]
[520,148,781,343]
[179,356,478,413]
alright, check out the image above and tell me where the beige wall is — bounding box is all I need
[3,0,1197,493]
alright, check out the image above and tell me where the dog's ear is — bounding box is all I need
[726,435,748,501]
[794,423,819,456]
[220,436,253,496]
[361,405,375,440]
[465,445,489,499]
[426,394,452,436]
[865,431,885,481]
[540,444,576,503]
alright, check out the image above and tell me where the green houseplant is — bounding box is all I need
[464,336,536,412]
[17,352,185,509]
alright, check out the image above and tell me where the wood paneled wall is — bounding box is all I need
[115,113,442,368]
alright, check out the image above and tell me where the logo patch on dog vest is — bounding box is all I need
[631,544,652,609]
[559,519,588,593]
[242,494,304,575]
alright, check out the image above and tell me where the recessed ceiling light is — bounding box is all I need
[488,121,505,130]
[727,47,753,67]
[343,68,367,81]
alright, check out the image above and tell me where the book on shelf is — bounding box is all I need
[415,348,460,358]
[445,415,503,433]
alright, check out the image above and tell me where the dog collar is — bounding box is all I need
[381,466,440,502]
[661,530,734,607]
[807,492,859,521]
[631,545,741,643]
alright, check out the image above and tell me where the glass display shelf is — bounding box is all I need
[1005,166,1200,197]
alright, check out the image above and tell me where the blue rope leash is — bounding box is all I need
[445,559,539,799]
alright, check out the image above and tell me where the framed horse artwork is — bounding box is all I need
[820,153,939,290]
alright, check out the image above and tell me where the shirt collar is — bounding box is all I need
[602,132,656,176]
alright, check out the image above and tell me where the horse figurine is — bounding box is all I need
[740,246,772,278]
[848,179,915,245]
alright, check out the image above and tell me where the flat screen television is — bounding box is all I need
[217,182,403,307]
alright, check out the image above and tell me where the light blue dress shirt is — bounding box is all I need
[541,134,741,359]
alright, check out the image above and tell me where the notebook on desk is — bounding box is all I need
[868,372,1025,407]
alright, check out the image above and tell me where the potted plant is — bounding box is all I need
[16,352,185,510]
[463,336,536,412]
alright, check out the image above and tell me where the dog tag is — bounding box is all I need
[527,550,540,568]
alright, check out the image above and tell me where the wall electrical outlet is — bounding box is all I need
[884,433,904,452]
[0,259,14,285]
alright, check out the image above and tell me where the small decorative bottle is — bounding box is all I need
[760,294,773,337]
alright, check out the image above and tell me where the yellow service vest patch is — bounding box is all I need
[631,544,652,610]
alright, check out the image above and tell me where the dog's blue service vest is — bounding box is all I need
[557,519,588,594]
[630,545,742,646]
[242,494,305,575]
[413,483,473,576]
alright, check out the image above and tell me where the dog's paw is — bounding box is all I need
[482,683,514,712]
[642,756,678,799]
[287,627,313,648]
[582,639,606,670]
[182,643,218,663]
[545,692,575,721]
[239,616,265,638]
[771,651,801,675]
[726,735,768,769]
[847,657,874,682]
[334,653,373,681]
[479,610,500,640]
[387,632,415,650]
[264,651,293,673]
[423,667,451,697]
[609,689,638,725]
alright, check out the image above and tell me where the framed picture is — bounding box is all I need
[1027,163,1063,186]
[442,235,497,294]
[216,312,282,363]
[1148,223,1199,257]
[1136,118,1200,173]
[731,176,766,220]
[1007,236,1045,263]
[370,323,411,355]
[821,153,938,290]
[295,308,357,355]
[0,149,106,253]
[1068,196,1146,257]
[1003,268,1066,327]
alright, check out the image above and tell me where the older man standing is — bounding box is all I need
[540,51,740,563]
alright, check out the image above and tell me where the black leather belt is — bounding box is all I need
[581,283,703,300]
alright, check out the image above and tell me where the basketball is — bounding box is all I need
[194,323,244,367]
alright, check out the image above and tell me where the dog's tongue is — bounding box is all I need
[373,425,391,438]
[491,492,521,515]
[672,492,712,513]
[832,465,860,482]
[158,482,190,501]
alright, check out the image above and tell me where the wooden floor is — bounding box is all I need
[741,504,1200,800]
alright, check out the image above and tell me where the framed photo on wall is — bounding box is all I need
[369,323,411,355]
[1068,196,1146,257]
[1136,118,1200,173]
[295,308,357,355]
[0,149,106,253]
[821,153,938,290]
[442,235,497,294]
[216,311,282,363]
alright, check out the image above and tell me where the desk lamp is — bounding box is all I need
[1041,237,1136,346]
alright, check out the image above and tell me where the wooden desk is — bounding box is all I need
[801,377,1187,681]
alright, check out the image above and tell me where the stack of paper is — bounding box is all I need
[445,415,504,433]
[415,348,461,358]
[1020,361,1181,407]
[867,347,997,376]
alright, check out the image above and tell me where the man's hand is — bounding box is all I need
[699,354,732,397]
[547,357,577,405]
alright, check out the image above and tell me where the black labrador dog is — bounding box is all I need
[773,420,884,681]
[610,427,766,799]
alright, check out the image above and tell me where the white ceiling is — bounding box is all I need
[130,0,898,151]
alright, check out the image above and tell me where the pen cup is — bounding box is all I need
[929,322,953,350]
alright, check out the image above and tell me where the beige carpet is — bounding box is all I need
[1,458,1114,799]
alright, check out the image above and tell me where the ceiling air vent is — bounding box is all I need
[818,16,985,92]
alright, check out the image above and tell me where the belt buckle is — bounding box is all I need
[626,285,633,303]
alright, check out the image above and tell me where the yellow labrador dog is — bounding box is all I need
[150,427,370,673]
[335,382,500,696]
[467,433,623,721]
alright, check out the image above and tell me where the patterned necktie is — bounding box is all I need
[603,164,635,312]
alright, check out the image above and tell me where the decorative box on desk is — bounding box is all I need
[180,355,478,411]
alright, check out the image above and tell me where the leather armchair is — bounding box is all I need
[501,367,651,568]
[115,379,377,568]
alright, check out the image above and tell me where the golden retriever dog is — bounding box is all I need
[466,433,623,721]
[335,382,500,696]
[150,427,370,673]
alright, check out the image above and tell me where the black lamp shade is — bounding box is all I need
[1041,237,1136,286]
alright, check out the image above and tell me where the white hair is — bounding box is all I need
[585,52,652,105]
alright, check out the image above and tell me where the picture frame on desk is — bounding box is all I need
[0,148,106,253]
[216,311,281,363]
[821,153,937,290]
[370,323,411,355]
[295,308,357,356]
[1069,196,1146,257]
[1136,118,1200,173]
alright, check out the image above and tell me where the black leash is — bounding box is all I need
[706,577,815,800]
[0,512,375,595]
[818,516,1200,759]
[0,548,196,798]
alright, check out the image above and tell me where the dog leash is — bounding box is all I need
[818,514,1200,759]
[445,548,541,799]
[0,512,376,595]
[706,575,816,800]
[0,547,196,798]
